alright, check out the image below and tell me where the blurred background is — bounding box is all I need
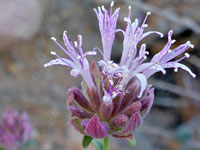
[0,0,200,150]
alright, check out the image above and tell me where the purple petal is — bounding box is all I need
[161,41,194,63]
[142,31,163,39]
[94,4,120,61]
[70,68,81,77]
[85,115,108,139]
[162,62,196,78]
[44,58,74,68]
[142,64,166,78]
[151,30,174,63]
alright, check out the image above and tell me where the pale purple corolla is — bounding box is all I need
[93,1,120,61]
[44,31,97,89]
[44,1,196,139]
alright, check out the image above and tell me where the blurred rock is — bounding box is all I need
[0,0,42,50]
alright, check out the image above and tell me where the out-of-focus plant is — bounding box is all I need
[0,109,33,150]
[44,1,195,149]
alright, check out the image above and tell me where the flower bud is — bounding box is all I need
[111,114,128,127]
[124,101,142,117]
[113,112,142,137]
[67,88,93,111]
[69,106,93,119]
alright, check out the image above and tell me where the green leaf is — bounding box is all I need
[128,137,136,150]
[82,136,93,148]
[0,147,4,150]
[92,139,103,150]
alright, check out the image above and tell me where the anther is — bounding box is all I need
[110,1,114,7]
[102,5,105,11]
[185,53,190,58]
[74,41,78,47]
[51,37,56,41]
[147,12,151,15]
[50,51,56,55]
[174,68,178,72]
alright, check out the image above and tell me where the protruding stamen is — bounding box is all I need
[147,11,151,15]
[74,41,78,47]
[187,41,194,48]
[185,53,190,58]
[109,79,114,86]
[50,51,56,55]
[128,5,131,18]
[172,40,176,44]
[102,5,105,11]
[124,17,131,23]
[174,68,178,72]
[78,35,82,47]
[110,1,114,7]
[77,56,81,59]
[168,50,172,53]
[51,37,56,41]
[142,24,148,28]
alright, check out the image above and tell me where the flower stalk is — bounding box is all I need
[103,137,110,150]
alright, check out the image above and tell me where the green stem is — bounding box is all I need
[103,137,110,150]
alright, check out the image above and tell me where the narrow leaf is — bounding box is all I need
[128,137,136,150]
[92,139,103,150]
[82,135,93,148]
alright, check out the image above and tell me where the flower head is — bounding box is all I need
[0,109,32,150]
[45,2,196,139]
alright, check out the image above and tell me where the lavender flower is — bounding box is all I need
[45,1,195,139]
[0,109,32,150]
